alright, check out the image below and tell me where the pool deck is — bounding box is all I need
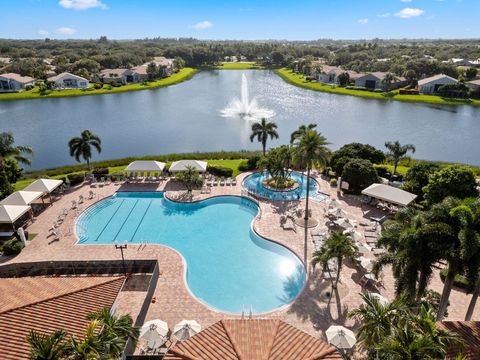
[2,173,479,350]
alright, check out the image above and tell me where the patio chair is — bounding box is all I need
[71,200,77,210]
[220,178,225,186]
[78,195,84,204]
[225,178,231,186]
[232,178,237,186]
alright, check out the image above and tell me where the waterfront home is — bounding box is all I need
[99,68,140,85]
[47,72,89,89]
[315,65,342,84]
[132,56,175,81]
[355,72,407,91]
[0,73,35,92]
[418,74,458,95]
[467,79,480,91]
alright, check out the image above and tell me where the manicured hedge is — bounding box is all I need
[1,239,23,255]
[207,165,233,177]
[67,173,85,186]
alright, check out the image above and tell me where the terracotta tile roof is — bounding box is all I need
[438,321,480,359]
[165,319,342,360]
[0,72,35,83]
[0,276,125,360]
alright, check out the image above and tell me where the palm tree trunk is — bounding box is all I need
[437,267,455,321]
[393,160,398,175]
[86,158,90,171]
[334,258,342,289]
[465,279,480,320]
[304,167,310,221]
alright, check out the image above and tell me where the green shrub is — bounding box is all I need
[92,167,109,176]
[341,159,379,194]
[374,165,391,178]
[238,161,250,172]
[440,268,470,291]
[93,83,103,89]
[2,239,23,255]
[67,173,85,186]
[330,178,337,187]
[207,165,233,177]
[238,156,261,172]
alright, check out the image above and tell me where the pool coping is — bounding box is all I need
[73,190,308,316]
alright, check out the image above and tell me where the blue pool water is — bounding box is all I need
[76,192,305,314]
[243,172,327,201]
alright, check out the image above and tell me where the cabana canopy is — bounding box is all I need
[362,183,417,207]
[169,160,207,173]
[0,205,31,224]
[0,191,43,206]
[24,178,63,194]
[125,160,166,173]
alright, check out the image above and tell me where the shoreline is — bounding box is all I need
[275,68,480,107]
[0,68,197,102]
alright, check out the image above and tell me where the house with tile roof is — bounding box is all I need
[164,319,342,360]
[355,72,408,91]
[47,72,89,89]
[438,321,480,359]
[0,72,36,92]
[99,68,141,84]
[418,74,459,95]
[0,276,125,360]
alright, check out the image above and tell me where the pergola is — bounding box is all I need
[0,204,32,230]
[169,160,207,173]
[124,160,166,173]
[362,183,417,207]
[24,178,63,194]
[0,191,44,206]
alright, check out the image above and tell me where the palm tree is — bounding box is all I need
[349,293,409,356]
[175,165,204,193]
[88,307,139,344]
[68,130,102,170]
[384,141,416,175]
[292,130,330,221]
[249,118,279,156]
[290,123,317,144]
[27,329,68,360]
[381,73,398,87]
[68,320,102,360]
[311,230,357,290]
[0,132,33,169]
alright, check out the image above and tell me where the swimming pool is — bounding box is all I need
[76,192,305,314]
[243,172,328,201]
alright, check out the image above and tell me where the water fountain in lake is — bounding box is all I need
[220,73,275,120]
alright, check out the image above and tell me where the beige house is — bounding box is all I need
[48,72,89,89]
[132,57,175,81]
[0,73,35,92]
[467,79,480,91]
[418,74,458,94]
[355,72,407,91]
[99,68,140,84]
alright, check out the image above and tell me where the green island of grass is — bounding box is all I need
[0,68,197,101]
[213,62,267,70]
[275,68,480,107]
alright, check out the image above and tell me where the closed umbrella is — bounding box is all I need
[17,227,27,246]
[140,320,169,349]
[369,292,389,305]
[360,257,374,272]
[326,325,356,349]
[173,320,201,341]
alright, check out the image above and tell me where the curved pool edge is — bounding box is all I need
[74,191,308,315]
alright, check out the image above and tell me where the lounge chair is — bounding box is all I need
[225,178,231,186]
[220,178,225,186]
[88,190,95,199]
[78,195,84,204]
[231,178,237,186]
[71,200,77,210]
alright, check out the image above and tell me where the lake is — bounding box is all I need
[0,70,479,170]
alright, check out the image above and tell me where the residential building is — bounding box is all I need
[132,56,175,81]
[438,321,480,359]
[164,319,342,360]
[468,79,480,91]
[47,72,89,89]
[99,68,140,84]
[0,73,35,92]
[355,72,407,91]
[418,74,458,94]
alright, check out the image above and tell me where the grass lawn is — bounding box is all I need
[382,164,410,175]
[214,62,266,70]
[275,68,480,107]
[0,68,197,101]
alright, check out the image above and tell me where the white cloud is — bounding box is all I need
[59,0,107,10]
[192,21,213,30]
[377,13,391,18]
[56,27,77,35]
[395,7,424,18]
[38,29,50,36]
[358,18,369,24]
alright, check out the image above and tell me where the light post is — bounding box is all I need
[114,241,128,276]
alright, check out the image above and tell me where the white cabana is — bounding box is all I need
[125,160,166,173]
[1,191,43,206]
[173,320,201,341]
[0,204,31,227]
[169,160,207,173]
[362,183,417,207]
[24,178,63,194]
[326,325,357,350]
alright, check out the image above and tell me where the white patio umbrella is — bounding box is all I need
[326,325,357,350]
[140,320,169,349]
[369,292,389,306]
[328,198,340,209]
[173,320,201,341]
[328,207,348,218]
[360,257,374,272]
[343,229,362,242]
[335,218,355,230]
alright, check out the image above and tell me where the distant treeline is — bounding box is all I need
[1,37,480,79]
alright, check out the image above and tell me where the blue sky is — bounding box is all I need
[1,0,479,40]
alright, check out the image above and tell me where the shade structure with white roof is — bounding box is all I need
[140,319,169,349]
[362,183,417,207]
[24,178,63,194]
[169,160,207,173]
[0,191,43,206]
[125,160,166,173]
[173,320,201,341]
[326,325,357,350]
[0,205,31,225]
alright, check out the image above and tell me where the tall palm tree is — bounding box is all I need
[249,118,278,156]
[0,132,33,169]
[68,320,102,360]
[88,307,139,344]
[68,130,102,170]
[26,329,68,360]
[384,141,416,175]
[311,230,357,290]
[175,165,204,193]
[290,123,317,144]
[292,130,330,221]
